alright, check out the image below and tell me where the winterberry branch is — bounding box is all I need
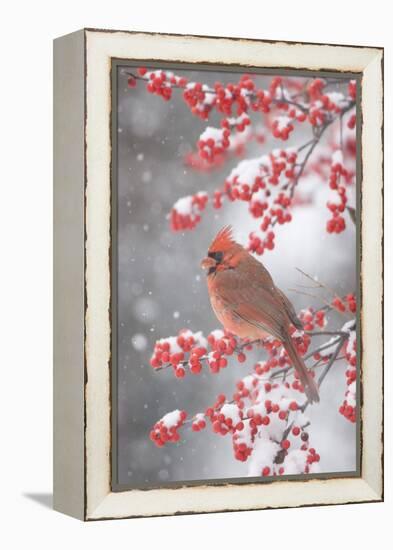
[126,68,356,254]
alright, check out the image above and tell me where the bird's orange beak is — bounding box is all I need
[200,256,216,271]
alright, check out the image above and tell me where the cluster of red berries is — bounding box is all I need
[150,409,187,447]
[206,351,229,374]
[345,332,357,368]
[348,80,357,100]
[183,82,215,119]
[221,113,251,133]
[133,68,188,101]
[299,308,327,331]
[308,101,326,126]
[235,383,313,470]
[340,359,356,421]
[207,330,250,372]
[248,230,276,255]
[150,329,208,378]
[248,196,293,255]
[307,78,326,101]
[254,356,285,377]
[347,114,356,130]
[287,106,307,123]
[338,326,357,422]
[221,149,297,255]
[319,92,347,114]
[339,400,356,423]
[231,372,311,467]
[184,125,265,173]
[269,76,283,97]
[183,75,266,121]
[326,151,351,234]
[271,116,295,140]
[197,128,231,163]
[130,69,357,249]
[310,86,348,120]
[149,329,251,378]
[191,414,207,432]
[187,346,209,375]
[233,439,254,462]
[150,325,325,474]
[207,330,239,354]
[213,76,260,117]
[305,448,321,468]
[210,403,245,436]
[203,396,251,461]
[306,78,350,126]
[253,330,313,378]
[170,192,208,231]
[248,190,269,218]
[249,89,273,113]
[233,375,260,405]
[332,294,356,314]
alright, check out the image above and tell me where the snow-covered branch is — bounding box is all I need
[126,69,357,256]
[149,295,357,477]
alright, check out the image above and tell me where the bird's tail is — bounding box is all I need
[283,335,320,403]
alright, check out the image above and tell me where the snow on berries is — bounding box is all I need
[198,127,231,163]
[150,329,208,377]
[183,82,216,119]
[149,298,354,472]
[150,409,187,447]
[218,147,297,255]
[272,116,294,140]
[222,112,251,133]
[348,79,357,100]
[326,150,353,234]
[211,403,245,435]
[225,148,297,205]
[127,70,356,247]
[170,192,208,231]
[150,328,249,377]
[299,308,327,331]
[191,413,207,432]
[184,125,265,173]
[244,382,315,476]
[142,69,187,101]
[339,322,357,423]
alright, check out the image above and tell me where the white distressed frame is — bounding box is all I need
[57,29,383,520]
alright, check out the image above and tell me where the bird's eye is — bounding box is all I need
[208,251,223,263]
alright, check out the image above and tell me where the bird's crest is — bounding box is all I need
[209,225,236,252]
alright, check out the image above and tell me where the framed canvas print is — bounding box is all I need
[53,29,383,520]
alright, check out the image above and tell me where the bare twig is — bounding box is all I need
[295,268,352,319]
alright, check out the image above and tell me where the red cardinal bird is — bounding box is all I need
[201,226,319,403]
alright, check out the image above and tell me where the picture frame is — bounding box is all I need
[53,28,383,520]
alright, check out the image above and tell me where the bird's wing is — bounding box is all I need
[213,264,286,340]
[276,287,303,330]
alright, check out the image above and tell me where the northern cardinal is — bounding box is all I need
[201,226,319,403]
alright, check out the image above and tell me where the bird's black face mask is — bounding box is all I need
[207,251,223,274]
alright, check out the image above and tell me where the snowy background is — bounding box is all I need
[115,66,357,487]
